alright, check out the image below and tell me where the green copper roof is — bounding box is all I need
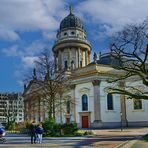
[60,13,84,30]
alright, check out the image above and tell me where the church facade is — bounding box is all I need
[24,9,148,128]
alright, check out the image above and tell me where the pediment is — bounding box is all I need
[79,87,90,93]
[24,80,41,96]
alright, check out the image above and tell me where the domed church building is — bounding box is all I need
[24,6,148,128]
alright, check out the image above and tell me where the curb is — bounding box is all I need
[115,140,129,148]
[115,135,143,148]
[118,140,138,148]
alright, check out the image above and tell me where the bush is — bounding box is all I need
[6,121,16,131]
[42,118,57,136]
[42,119,78,137]
[60,123,78,135]
[144,133,148,141]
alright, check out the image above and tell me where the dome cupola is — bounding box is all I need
[60,13,84,31]
[52,4,91,71]
[60,3,84,31]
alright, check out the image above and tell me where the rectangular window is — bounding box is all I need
[66,101,70,114]
[80,61,82,68]
[65,61,68,69]
[134,99,142,110]
[107,93,114,110]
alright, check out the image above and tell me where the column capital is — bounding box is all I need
[92,80,101,86]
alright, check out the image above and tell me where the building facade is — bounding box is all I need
[0,93,24,125]
[24,8,148,128]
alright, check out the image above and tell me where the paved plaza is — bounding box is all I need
[0,127,147,148]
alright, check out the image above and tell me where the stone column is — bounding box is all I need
[78,48,80,68]
[75,49,78,68]
[92,80,102,128]
[119,82,128,127]
[68,48,71,69]
[54,53,57,71]
[88,51,90,63]
[85,50,87,66]
[58,50,62,70]
[38,97,41,122]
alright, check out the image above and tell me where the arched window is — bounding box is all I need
[82,94,88,111]
[66,101,70,114]
[107,93,113,110]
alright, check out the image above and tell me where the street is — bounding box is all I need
[0,128,148,148]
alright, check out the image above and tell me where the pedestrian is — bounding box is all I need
[29,120,37,144]
[36,123,44,144]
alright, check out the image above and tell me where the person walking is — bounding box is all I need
[29,120,37,144]
[36,123,44,144]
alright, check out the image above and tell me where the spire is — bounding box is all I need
[33,68,37,80]
[93,52,97,63]
[69,0,72,14]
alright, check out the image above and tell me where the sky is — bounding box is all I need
[0,0,148,92]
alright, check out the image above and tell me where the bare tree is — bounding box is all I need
[108,18,148,99]
[24,49,74,121]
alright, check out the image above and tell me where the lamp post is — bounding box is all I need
[120,112,123,131]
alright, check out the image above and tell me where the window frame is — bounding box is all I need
[133,99,143,110]
[82,94,88,111]
[107,93,114,110]
[66,100,70,114]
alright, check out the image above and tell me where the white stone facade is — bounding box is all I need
[24,10,148,128]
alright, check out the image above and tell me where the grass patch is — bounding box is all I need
[75,130,93,136]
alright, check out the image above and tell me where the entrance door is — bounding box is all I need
[66,117,70,124]
[82,116,89,128]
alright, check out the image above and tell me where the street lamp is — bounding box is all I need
[120,112,123,131]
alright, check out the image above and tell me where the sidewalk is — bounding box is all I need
[91,127,148,148]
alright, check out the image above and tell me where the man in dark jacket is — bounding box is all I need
[29,121,37,144]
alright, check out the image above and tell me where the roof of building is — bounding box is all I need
[60,12,84,31]
[90,53,121,67]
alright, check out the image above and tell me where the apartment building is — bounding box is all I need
[0,93,24,125]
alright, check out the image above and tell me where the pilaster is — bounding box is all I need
[92,80,102,128]
[70,84,76,122]
[119,82,128,127]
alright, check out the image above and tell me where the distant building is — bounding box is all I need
[0,93,24,124]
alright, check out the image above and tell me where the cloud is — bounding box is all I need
[25,40,48,56]
[2,40,49,56]
[77,0,148,36]
[21,56,39,69]
[2,45,20,57]
[0,29,20,41]
[1,39,51,71]
[0,0,67,41]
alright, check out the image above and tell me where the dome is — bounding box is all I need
[60,13,84,30]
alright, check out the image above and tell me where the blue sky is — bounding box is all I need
[0,0,148,92]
